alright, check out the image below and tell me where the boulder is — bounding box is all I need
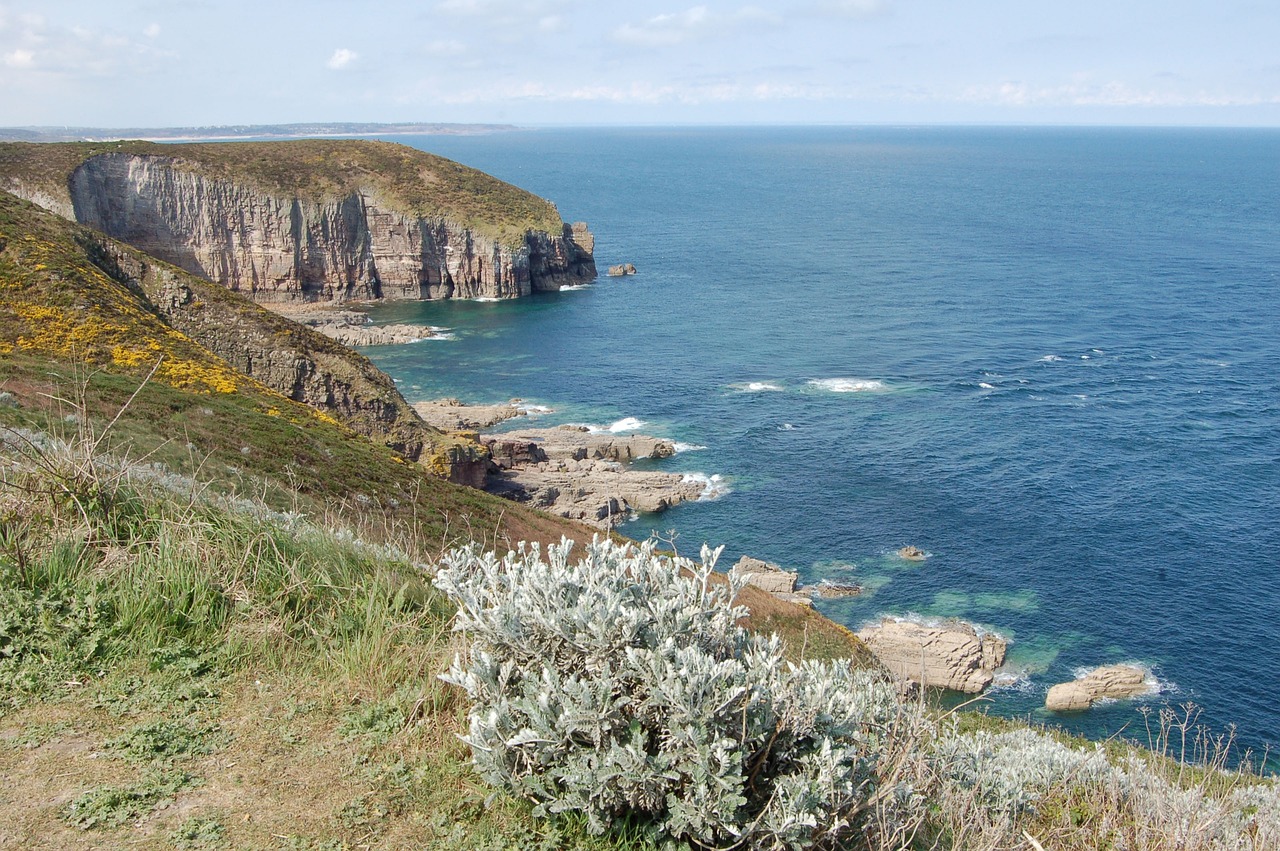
[897,545,927,561]
[607,263,637,277]
[1045,664,1151,712]
[856,618,1007,694]
[730,556,798,595]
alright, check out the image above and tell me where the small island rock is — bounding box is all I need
[1045,664,1151,712]
[897,545,927,561]
[607,263,637,277]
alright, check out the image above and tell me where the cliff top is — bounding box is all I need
[0,138,565,244]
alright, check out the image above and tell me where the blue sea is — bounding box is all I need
[362,127,1280,758]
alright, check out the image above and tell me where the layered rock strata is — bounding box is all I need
[857,618,1007,693]
[1045,664,1152,711]
[61,153,595,303]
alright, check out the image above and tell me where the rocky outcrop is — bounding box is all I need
[1045,665,1152,712]
[731,556,798,595]
[856,618,1007,693]
[281,310,445,347]
[412,399,527,432]
[84,237,488,485]
[54,151,594,303]
[477,423,709,528]
[492,425,676,465]
[486,459,707,526]
[607,263,637,277]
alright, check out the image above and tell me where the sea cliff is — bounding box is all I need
[0,140,596,303]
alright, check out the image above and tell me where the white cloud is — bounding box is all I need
[808,0,885,17]
[424,39,467,57]
[959,79,1280,109]
[143,22,161,38]
[326,47,358,70]
[613,5,775,48]
[4,47,33,67]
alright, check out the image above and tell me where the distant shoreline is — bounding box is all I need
[0,122,520,143]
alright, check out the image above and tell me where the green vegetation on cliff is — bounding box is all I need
[0,138,565,245]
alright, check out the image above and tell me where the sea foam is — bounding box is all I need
[807,378,888,393]
[733,381,785,392]
[574,417,648,434]
[672,441,707,453]
[682,473,730,501]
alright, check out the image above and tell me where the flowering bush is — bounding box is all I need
[434,537,924,850]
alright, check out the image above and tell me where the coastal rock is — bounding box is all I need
[607,263,637,277]
[53,151,596,303]
[1045,664,1151,712]
[897,545,927,561]
[414,399,527,432]
[495,426,676,463]
[856,618,1007,693]
[486,460,706,527]
[730,556,798,595]
[284,310,445,347]
[479,422,708,528]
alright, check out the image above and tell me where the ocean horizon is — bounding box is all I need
[358,126,1280,759]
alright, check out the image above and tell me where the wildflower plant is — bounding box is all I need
[434,537,923,850]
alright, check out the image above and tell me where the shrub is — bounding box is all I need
[434,537,926,850]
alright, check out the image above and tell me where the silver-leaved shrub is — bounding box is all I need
[434,537,923,850]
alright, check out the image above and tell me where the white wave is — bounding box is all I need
[607,417,646,433]
[573,417,648,434]
[517,403,554,415]
[414,331,456,341]
[978,382,996,390]
[779,423,796,431]
[559,284,592,291]
[471,296,501,302]
[672,441,706,453]
[682,473,730,501]
[732,381,785,393]
[1039,355,1062,362]
[989,671,1037,694]
[807,378,888,393]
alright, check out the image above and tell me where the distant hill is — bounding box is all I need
[0,122,519,143]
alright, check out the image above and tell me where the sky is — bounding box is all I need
[1,0,1278,127]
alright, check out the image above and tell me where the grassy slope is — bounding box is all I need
[0,139,565,245]
[0,184,873,848]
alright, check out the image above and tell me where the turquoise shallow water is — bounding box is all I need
[361,127,1280,756]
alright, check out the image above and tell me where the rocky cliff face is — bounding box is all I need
[65,153,595,303]
[81,235,489,486]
